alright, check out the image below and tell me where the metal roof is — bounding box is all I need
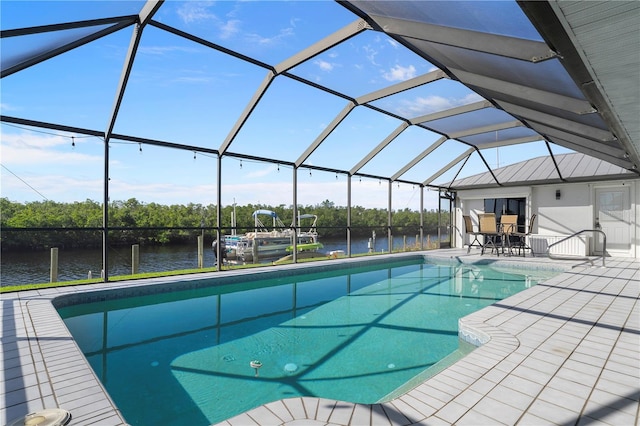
[447,152,637,190]
[1,0,639,195]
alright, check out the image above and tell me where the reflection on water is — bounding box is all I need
[1,236,446,286]
[1,245,217,286]
[58,260,540,425]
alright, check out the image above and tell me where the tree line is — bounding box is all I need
[0,198,443,251]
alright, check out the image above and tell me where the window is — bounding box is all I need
[484,197,526,230]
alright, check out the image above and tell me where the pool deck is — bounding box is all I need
[1,250,638,425]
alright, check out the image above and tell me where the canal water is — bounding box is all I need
[1,236,442,287]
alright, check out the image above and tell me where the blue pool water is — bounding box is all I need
[57,258,557,425]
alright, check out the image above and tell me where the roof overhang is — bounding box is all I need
[341,0,640,175]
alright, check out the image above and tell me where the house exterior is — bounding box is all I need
[451,153,640,259]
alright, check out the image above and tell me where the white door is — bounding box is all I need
[594,186,631,255]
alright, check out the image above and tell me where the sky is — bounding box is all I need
[0,0,572,211]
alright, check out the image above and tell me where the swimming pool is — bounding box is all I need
[57,258,557,425]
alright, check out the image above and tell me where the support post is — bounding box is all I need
[420,185,424,250]
[50,247,58,283]
[388,180,393,253]
[132,244,139,274]
[347,174,352,257]
[197,236,204,268]
[103,143,109,282]
[292,167,298,263]
[252,241,259,263]
[216,155,222,271]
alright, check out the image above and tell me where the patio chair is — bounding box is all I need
[478,213,501,255]
[463,215,483,253]
[500,214,518,255]
[512,214,537,256]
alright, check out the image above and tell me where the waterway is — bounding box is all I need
[1,235,443,287]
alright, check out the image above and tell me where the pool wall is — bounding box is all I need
[52,255,426,310]
[3,251,573,425]
[420,253,569,348]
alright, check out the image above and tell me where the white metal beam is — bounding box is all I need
[139,0,164,26]
[350,122,409,175]
[423,148,475,186]
[370,14,557,63]
[218,71,276,155]
[533,122,625,154]
[296,102,356,167]
[275,19,369,74]
[531,123,630,167]
[474,135,543,150]
[410,100,493,124]
[449,120,522,139]
[451,68,596,115]
[355,70,446,105]
[391,136,447,181]
[497,100,616,142]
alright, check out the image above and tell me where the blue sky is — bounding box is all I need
[0,1,571,210]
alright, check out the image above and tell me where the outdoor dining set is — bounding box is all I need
[464,213,537,257]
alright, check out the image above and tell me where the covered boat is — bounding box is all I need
[228,210,322,262]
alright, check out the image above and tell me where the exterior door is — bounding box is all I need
[594,186,631,255]
[439,190,453,248]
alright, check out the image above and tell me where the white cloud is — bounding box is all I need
[1,103,19,113]
[290,17,301,28]
[395,92,484,117]
[2,166,437,210]
[174,76,213,84]
[405,95,451,115]
[0,130,108,201]
[245,27,294,46]
[138,45,199,56]
[219,179,436,210]
[462,92,484,104]
[1,132,102,165]
[314,59,334,72]
[175,2,239,40]
[0,127,437,209]
[362,45,379,66]
[177,1,216,24]
[382,64,417,82]
[1,172,103,202]
[109,179,218,204]
[219,19,241,39]
[245,164,278,179]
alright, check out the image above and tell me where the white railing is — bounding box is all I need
[529,234,590,257]
[545,230,607,267]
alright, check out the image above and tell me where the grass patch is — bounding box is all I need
[0,263,264,294]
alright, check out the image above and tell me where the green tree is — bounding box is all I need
[1,197,442,251]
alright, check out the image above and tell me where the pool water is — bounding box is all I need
[58,259,556,425]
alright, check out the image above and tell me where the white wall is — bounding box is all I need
[455,179,639,259]
[534,184,593,235]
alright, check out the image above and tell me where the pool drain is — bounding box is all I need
[7,408,71,426]
[284,363,298,373]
